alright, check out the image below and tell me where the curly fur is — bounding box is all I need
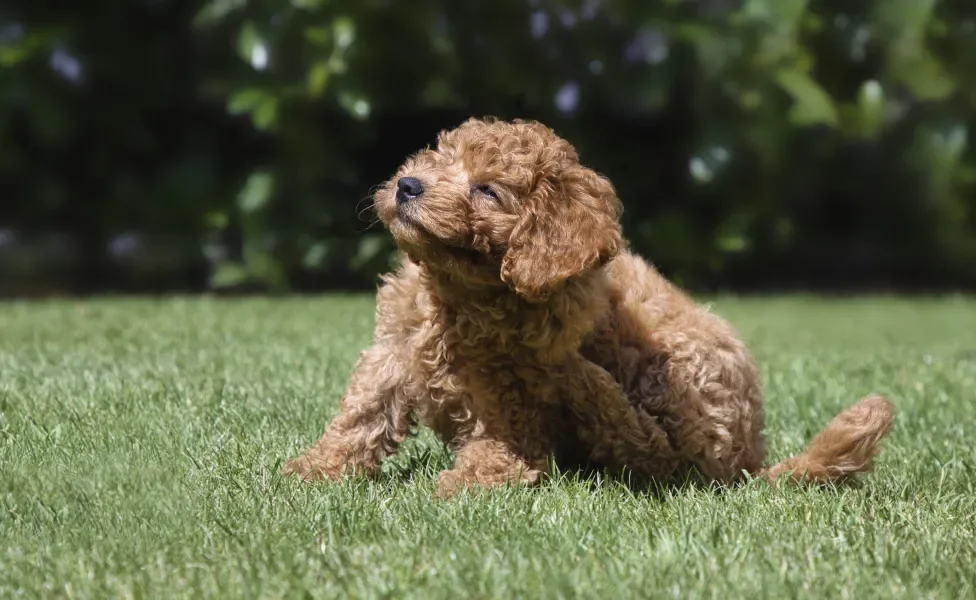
[282,118,896,497]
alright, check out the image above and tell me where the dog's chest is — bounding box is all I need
[407,323,565,399]
[403,315,569,410]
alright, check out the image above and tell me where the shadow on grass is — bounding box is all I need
[275,439,870,502]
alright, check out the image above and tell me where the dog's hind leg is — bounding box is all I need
[435,438,548,499]
[560,358,684,480]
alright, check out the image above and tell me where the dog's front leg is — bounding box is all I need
[436,438,548,499]
[282,344,413,481]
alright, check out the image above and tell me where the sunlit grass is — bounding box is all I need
[1,296,974,598]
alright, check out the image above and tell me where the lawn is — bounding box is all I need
[1,296,974,599]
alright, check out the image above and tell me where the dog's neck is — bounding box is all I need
[416,261,611,363]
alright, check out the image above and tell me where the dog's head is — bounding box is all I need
[374,118,623,301]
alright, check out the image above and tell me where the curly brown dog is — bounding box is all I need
[283,118,895,498]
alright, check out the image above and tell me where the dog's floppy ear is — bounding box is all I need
[501,166,623,302]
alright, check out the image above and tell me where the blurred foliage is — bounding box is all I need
[1,0,975,294]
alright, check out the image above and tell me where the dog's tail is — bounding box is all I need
[760,394,895,484]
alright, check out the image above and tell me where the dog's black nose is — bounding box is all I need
[396,177,424,204]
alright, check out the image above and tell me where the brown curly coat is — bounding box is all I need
[283,118,895,498]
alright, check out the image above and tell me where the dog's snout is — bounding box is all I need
[396,177,424,204]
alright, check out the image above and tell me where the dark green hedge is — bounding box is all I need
[2,0,975,294]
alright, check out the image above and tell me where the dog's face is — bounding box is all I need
[374,118,623,301]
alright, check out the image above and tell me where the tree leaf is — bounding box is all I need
[302,242,330,268]
[333,17,356,51]
[226,88,266,114]
[307,61,330,97]
[775,69,838,127]
[210,262,248,288]
[743,0,809,29]
[251,96,278,130]
[338,90,371,120]
[236,21,262,66]
[875,0,937,36]
[193,0,246,28]
[350,234,387,270]
[304,25,331,47]
[237,171,274,213]
[890,47,956,101]
[291,0,327,9]
[857,80,886,138]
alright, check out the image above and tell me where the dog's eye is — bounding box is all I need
[473,184,498,201]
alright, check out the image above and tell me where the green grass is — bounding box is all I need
[2,296,975,599]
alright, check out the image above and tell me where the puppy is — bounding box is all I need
[283,118,895,498]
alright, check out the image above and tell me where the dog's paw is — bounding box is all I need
[435,469,467,499]
[435,466,545,499]
[281,453,346,482]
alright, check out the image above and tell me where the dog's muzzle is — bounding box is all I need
[396,177,424,205]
